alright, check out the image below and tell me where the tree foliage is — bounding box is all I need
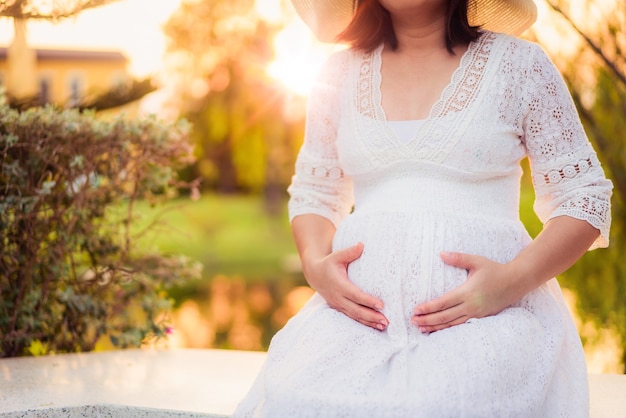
[163,0,303,197]
[77,77,156,111]
[0,100,202,357]
[0,0,119,19]
[533,0,626,371]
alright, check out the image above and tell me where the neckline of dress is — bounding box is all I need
[371,32,487,147]
[387,119,426,123]
[387,119,426,144]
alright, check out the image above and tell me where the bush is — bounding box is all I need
[0,102,202,357]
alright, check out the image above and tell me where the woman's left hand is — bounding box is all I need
[411,251,526,333]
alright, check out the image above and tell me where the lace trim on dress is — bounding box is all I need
[296,160,345,180]
[357,51,377,120]
[549,193,611,249]
[431,32,496,118]
[532,155,596,185]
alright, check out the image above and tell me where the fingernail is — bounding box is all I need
[376,323,385,331]
[375,303,384,310]
[414,308,423,315]
[419,327,427,333]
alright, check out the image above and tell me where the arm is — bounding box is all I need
[288,52,388,330]
[413,43,612,332]
[508,216,599,289]
[292,215,388,330]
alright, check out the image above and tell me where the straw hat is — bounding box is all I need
[291,0,537,42]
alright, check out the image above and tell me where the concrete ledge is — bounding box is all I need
[1,405,217,418]
[1,349,624,417]
[0,349,265,417]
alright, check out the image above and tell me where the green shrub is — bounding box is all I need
[0,102,202,357]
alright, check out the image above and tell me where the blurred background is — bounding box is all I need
[0,0,624,373]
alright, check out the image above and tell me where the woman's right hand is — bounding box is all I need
[302,242,389,331]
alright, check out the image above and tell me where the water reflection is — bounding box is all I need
[168,275,314,351]
[163,277,623,373]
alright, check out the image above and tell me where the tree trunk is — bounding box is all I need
[7,18,38,100]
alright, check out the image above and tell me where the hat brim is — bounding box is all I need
[291,0,537,43]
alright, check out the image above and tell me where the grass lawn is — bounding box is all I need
[130,193,298,282]
[519,162,543,238]
[126,174,541,297]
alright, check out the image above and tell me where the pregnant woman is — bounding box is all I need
[235,0,613,416]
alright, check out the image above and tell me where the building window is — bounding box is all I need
[67,73,84,107]
[39,77,51,104]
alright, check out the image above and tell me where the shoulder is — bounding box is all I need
[318,45,376,75]
[484,31,559,79]
[326,47,354,64]
[317,48,353,78]
[308,49,354,101]
[312,47,366,94]
[484,31,546,61]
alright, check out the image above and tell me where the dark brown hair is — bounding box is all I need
[337,0,480,53]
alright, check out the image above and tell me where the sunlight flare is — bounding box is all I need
[265,14,341,96]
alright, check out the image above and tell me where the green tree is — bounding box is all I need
[532,0,626,372]
[0,101,201,357]
[0,0,120,19]
[163,0,303,200]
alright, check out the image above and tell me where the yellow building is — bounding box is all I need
[0,46,129,106]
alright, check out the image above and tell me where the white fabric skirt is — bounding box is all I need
[233,210,589,417]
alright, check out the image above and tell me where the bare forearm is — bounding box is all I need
[507,216,600,293]
[291,214,336,271]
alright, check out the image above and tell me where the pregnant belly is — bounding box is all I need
[331,210,531,314]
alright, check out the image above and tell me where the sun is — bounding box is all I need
[264,12,342,97]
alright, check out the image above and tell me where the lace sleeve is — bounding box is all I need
[521,44,613,249]
[287,52,354,228]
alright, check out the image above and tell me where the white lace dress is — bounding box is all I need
[233,32,613,417]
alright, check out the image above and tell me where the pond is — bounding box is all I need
[156,274,623,373]
[163,273,624,374]
[167,273,312,351]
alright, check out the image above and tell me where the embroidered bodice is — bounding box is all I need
[288,31,612,249]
